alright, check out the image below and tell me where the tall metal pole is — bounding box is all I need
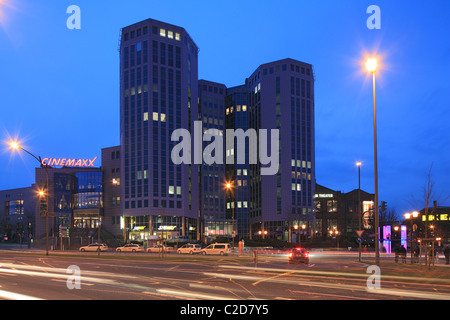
[358,163,362,262]
[16,145,50,256]
[372,72,380,266]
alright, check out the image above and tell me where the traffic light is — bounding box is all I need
[380,201,387,213]
[39,198,47,216]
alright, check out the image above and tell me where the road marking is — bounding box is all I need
[252,272,292,286]
[366,288,450,300]
[0,289,44,300]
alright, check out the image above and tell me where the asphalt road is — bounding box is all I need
[0,249,449,302]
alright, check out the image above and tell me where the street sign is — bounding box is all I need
[356,230,365,237]
[59,226,69,238]
[357,237,363,244]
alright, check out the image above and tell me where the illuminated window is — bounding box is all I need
[175,33,181,41]
[169,186,175,195]
[168,31,174,39]
[153,112,159,121]
[441,214,448,221]
[160,28,166,37]
[242,105,247,112]
[236,105,241,112]
[161,113,166,122]
[143,112,149,121]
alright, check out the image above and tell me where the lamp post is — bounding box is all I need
[10,141,51,256]
[356,161,362,262]
[366,58,380,266]
[404,211,419,264]
[226,181,235,248]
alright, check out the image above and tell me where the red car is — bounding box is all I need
[288,248,309,264]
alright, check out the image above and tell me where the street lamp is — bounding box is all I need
[9,140,51,256]
[366,57,380,266]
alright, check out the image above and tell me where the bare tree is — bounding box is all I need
[409,164,449,267]
[380,208,398,226]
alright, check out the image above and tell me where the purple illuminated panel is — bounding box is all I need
[401,225,407,252]
[383,225,391,254]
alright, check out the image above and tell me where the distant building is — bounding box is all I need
[102,146,122,238]
[0,186,36,243]
[413,206,450,242]
[314,183,375,241]
[34,166,103,241]
[225,84,250,239]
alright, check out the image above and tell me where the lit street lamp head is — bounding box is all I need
[9,141,20,150]
[366,58,377,73]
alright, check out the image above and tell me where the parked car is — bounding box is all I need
[79,243,108,252]
[177,243,202,254]
[116,244,144,253]
[201,243,231,256]
[288,247,309,264]
[147,245,174,253]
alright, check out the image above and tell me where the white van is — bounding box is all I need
[201,243,231,256]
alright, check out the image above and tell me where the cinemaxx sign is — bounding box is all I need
[41,157,98,168]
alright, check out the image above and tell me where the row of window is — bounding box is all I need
[123,26,181,42]
[4,200,24,215]
[227,201,249,209]
[226,105,247,115]
[124,199,182,209]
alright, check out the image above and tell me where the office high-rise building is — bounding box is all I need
[198,80,228,240]
[225,84,250,238]
[247,59,316,241]
[119,19,315,243]
[120,19,199,241]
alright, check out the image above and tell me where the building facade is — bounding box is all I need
[225,84,251,239]
[120,19,200,242]
[0,186,36,243]
[314,183,375,242]
[247,59,316,241]
[34,166,103,242]
[102,146,122,238]
[198,80,228,241]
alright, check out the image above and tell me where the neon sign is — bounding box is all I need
[41,157,98,168]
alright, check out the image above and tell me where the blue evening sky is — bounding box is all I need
[1,0,449,217]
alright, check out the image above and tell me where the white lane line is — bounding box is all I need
[0,289,44,300]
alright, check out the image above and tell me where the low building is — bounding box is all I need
[314,183,375,242]
[0,186,36,243]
